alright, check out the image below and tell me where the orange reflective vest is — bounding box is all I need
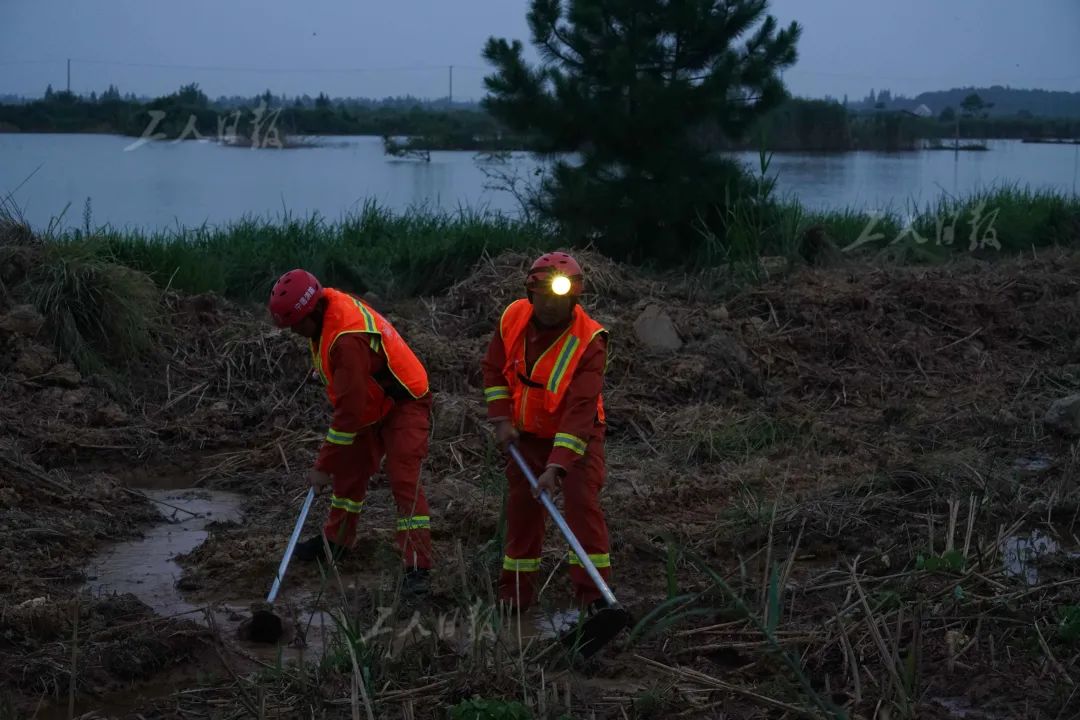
[311,288,429,428]
[498,298,606,438]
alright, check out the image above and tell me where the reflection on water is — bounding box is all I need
[81,489,336,663]
[0,134,1076,231]
[725,139,1077,212]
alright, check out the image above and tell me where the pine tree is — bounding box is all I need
[481,0,800,262]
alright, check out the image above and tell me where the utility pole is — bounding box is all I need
[1072,141,1077,198]
[67,58,71,93]
[449,65,453,105]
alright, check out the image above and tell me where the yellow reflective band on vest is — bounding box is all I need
[568,551,610,569]
[484,386,511,403]
[396,515,430,531]
[330,495,364,513]
[354,299,378,333]
[502,556,541,572]
[546,335,581,392]
[553,432,587,456]
[325,428,357,446]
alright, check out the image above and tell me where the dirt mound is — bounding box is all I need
[0,592,206,700]
[0,442,160,602]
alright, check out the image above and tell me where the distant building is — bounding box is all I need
[912,104,933,118]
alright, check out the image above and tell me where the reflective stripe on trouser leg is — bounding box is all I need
[568,551,611,569]
[323,433,377,548]
[325,494,365,547]
[561,433,611,605]
[499,437,548,609]
[395,514,432,570]
[382,397,434,569]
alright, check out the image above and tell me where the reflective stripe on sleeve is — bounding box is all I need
[553,432,587,456]
[484,386,511,403]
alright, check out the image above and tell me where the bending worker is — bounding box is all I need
[268,269,433,593]
[482,251,613,614]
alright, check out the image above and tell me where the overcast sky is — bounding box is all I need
[2,0,1078,102]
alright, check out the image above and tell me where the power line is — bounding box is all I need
[15,58,492,75]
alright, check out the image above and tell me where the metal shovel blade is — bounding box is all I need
[248,607,285,644]
[558,606,632,660]
[245,487,316,645]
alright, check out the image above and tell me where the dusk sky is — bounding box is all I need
[2,0,1078,102]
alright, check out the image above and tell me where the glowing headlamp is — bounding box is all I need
[550,274,572,296]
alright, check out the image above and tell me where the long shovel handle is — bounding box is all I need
[508,444,618,608]
[266,486,316,604]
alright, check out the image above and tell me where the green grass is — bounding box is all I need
[806,184,1080,258]
[697,176,1077,274]
[0,217,162,372]
[681,413,808,463]
[57,201,555,302]
[15,186,1080,310]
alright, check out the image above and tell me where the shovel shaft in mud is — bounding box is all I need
[508,444,618,608]
[266,486,315,605]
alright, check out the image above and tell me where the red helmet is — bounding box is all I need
[525,251,584,296]
[268,269,323,327]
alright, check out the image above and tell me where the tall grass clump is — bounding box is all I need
[807,184,1080,260]
[1,202,161,373]
[72,201,555,302]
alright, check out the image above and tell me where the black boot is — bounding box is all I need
[294,534,347,563]
[401,567,431,597]
[584,597,612,618]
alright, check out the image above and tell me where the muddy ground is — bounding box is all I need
[3,242,1080,719]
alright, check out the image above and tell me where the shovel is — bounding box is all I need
[248,486,316,643]
[508,444,631,659]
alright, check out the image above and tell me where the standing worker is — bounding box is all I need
[268,269,434,594]
[481,252,613,615]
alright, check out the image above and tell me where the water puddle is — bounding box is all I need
[80,488,337,664]
[930,696,999,719]
[84,489,242,617]
[1012,453,1054,476]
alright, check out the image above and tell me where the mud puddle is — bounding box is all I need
[32,662,223,720]
[80,488,338,664]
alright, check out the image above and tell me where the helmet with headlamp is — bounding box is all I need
[525,252,584,297]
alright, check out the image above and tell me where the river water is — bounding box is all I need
[1,133,1077,232]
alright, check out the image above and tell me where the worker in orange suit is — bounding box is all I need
[481,251,613,614]
[267,269,434,594]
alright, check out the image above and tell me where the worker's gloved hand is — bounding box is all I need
[307,468,332,491]
[533,466,563,500]
[493,420,519,452]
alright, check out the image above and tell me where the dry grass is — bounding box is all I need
[4,242,1080,718]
